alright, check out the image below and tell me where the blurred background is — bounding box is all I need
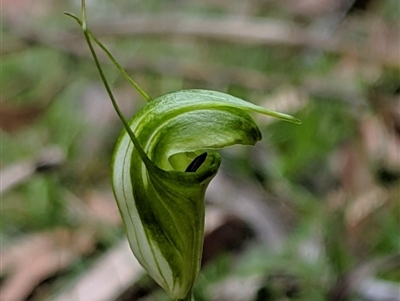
[1,0,399,300]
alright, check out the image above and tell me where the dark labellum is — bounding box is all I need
[185,152,208,172]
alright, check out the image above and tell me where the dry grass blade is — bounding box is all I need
[328,254,400,301]
[0,229,95,301]
[48,240,143,301]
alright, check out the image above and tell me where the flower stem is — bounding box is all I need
[64,1,154,168]
[175,292,195,301]
[65,1,152,103]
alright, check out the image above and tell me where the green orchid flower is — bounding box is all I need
[66,2,300,300]
[112,89,299,300]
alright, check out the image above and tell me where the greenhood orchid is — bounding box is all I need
[66,2,301,300]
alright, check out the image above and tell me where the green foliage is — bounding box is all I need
[267,100,355,182]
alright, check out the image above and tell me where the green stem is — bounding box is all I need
[64,2,153,168]
[175,290,195,301]
[175,295,195,301]
[64,11,151,102]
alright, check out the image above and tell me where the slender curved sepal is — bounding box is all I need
[112,89,299,299]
